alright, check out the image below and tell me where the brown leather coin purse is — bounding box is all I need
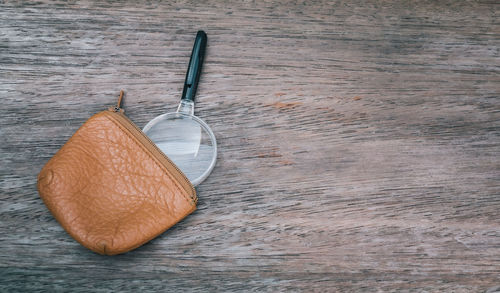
[37,92,197,255]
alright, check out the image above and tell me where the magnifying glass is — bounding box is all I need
[143,31,217,186]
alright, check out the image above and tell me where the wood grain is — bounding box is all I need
[1,0,499,292]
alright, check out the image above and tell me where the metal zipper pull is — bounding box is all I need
[108,90,125,113]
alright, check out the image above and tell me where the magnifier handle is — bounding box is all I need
[181,30,207,102]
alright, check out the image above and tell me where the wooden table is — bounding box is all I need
[1,1,499,291]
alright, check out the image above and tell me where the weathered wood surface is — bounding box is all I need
[1,0,499,292]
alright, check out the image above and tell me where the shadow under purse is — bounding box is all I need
[37,91,197,255]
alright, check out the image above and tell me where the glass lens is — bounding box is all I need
[143,113,217,186]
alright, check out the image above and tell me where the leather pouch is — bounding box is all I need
[37,92,197,255]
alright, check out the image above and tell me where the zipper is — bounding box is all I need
[104,107,197,205]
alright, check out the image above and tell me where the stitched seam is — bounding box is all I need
[99,112,193,204]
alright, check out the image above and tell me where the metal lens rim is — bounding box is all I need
[143,112,217,186]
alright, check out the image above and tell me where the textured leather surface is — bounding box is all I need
[37,111,196,255]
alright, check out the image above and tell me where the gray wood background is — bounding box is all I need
[1,0,499,292]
